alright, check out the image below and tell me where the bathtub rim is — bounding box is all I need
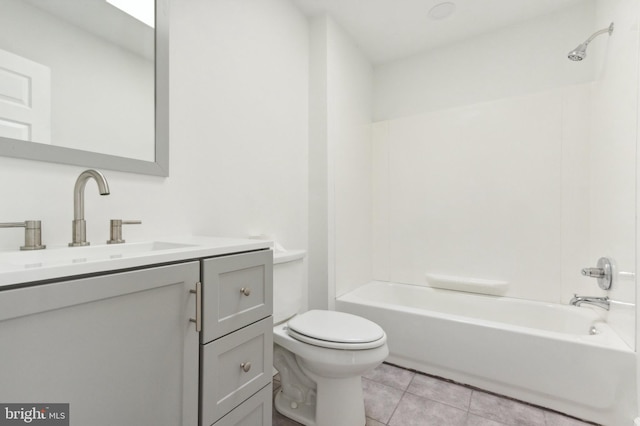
[338,280,632,353]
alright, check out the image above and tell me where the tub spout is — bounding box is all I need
[570,294,610,310]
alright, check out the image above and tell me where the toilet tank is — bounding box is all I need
[273,249,306,324]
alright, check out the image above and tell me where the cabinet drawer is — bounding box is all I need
[202,250,273,343]
[212,385,272,426]
[201,317,273,426]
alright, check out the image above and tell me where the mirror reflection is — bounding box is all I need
[0,0,155,162]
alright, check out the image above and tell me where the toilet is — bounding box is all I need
[272,250,389,426]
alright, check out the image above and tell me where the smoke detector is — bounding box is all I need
[428,2,456,20]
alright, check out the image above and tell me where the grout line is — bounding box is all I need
[383,389,405,426]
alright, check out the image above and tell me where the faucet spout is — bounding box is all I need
[70,169,110,247]
[570,294,610,311]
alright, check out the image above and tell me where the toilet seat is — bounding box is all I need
[286,310,387,350]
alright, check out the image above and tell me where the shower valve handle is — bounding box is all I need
[581,268,605,278]
[580,257,613,290]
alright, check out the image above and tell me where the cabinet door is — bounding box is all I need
[202,250,273,343]
[0,262,200,426]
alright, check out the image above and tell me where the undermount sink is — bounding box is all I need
[0,241,198,268]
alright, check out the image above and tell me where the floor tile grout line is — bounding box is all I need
[363,372,416,393]
[366,368,473,425]
[466,388,473,411]
[383,389,406,426]
[402,389,472,415]
[399,370,475,415]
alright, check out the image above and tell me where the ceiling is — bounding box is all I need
[291,0,586,64]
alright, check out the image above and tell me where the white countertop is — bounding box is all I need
[0,235,272,289]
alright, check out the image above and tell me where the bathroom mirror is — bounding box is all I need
[0,0,169,176]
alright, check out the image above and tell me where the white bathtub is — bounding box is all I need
[336,281,636,426]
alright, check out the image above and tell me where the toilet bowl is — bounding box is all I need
[272,250,388,426]
[273,311,388,426]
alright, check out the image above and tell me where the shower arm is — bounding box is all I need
[583,23,614,46]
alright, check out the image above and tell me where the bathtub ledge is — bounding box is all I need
[425,273,508,295]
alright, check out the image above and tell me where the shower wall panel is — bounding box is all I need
[372,86,592,304]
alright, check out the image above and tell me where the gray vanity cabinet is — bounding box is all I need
[0,248,274,426]
[0,262,200,426]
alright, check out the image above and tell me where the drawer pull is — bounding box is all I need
[240,287,251,296]
[240,362,252,373]
[189,281,202,332]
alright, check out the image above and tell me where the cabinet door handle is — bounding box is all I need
[240,362,252,373]
[240,287,251,296]
[189,281,202,332]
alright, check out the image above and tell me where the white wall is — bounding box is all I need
[308,15,373,308]
[0,0,309,265]
[0,0,154,161]
[373,1,596,121]
[308,16,330,310]
[327,19,374,299]
[170,0,309,251]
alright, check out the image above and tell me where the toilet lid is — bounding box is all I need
[286,310,386,349]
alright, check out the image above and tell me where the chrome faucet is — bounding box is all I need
[69,169,110,247]
[570,294,610,311]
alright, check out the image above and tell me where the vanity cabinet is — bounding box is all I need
[0,261,200,426]
[0,247,274,426]
[200,250,273,426]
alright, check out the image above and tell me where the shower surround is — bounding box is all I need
[368,0,637,349]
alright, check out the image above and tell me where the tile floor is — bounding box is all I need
[272,363,597,426]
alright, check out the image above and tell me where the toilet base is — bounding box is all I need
[274,371,366,426]
[274,389,316,425]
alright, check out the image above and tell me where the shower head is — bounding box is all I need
[568,42,588,61]
[568,22,614,61]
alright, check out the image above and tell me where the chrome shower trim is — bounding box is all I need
[570,294,610,311]
[567,22,614,61]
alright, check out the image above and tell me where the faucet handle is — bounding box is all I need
[581,257,613,290]
[581,268,605,278]
[0,220,46,250]
[107,219,142,244]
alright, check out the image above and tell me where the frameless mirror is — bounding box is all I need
[0,0,168,176]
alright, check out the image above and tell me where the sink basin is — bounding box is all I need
[0,241,198,268]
